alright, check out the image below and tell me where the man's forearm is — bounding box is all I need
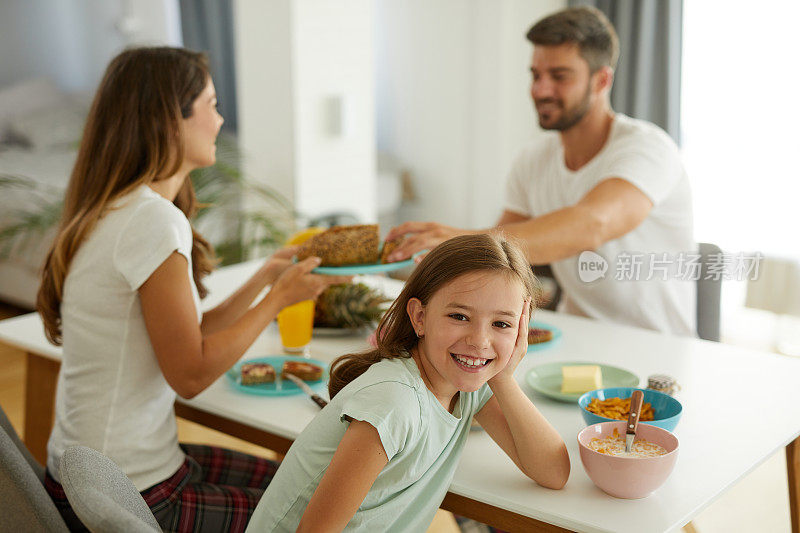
[493,205,605,265]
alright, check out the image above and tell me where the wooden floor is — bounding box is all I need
[0,302,459,533]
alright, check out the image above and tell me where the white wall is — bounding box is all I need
[0,0,181,93]
[375,0,566,229]
[294,0,376,223]
[234,0,377,225]
[233,0,296,215]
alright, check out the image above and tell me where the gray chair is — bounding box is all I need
[536,244,723,340]
[697,242,723,342]
[0,403,69,532]
[0,400,44,481]
[59,445,161,533]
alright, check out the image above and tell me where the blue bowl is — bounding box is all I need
[578,387,683,432]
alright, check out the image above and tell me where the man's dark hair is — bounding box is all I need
[526,6,619,72]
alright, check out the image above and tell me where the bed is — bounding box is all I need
[0,78,87,309]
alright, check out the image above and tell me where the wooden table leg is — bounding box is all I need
[440,492,575,532]
[788,435,800,533]
[24,353,60,465]
[174,402,294,455]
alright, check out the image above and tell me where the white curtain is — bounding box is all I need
[746,257,800,317]
[570,0,683,143]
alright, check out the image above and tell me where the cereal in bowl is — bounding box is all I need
[588,428,667,458]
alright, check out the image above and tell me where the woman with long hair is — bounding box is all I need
[37,46,347,532]
[247,234,570,532]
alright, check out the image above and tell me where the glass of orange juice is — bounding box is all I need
[277,300,315,355]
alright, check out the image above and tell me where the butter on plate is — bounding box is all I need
[561,365,602,394]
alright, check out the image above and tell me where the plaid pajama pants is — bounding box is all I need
[45,443,278,532]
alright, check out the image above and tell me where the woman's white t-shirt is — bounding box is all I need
[47,184,201,490]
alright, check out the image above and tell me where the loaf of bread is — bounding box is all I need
[380,236,405,264]
[296,224,380,267]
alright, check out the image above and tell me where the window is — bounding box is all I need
[682,2,800,349]
[681,1,800,257]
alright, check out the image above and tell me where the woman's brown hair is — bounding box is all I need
[328,233,541,399]
[37,47,217,345]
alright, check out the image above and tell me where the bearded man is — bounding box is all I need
[386,6,696,336]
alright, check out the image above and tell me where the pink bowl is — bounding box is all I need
[577,421,679,499]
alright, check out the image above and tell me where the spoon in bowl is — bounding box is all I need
[625,389,645,454]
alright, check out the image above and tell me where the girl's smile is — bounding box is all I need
[408,271,525,408]
[450,352,493,372]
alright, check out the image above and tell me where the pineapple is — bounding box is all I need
[314,283,392,329]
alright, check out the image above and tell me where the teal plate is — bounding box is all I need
[226,356,328,396]
[312,258,415,275]
[525,361,639,403]
[300,250,427,275]
[527,321,562,352]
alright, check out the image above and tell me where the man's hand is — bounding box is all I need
[384,222,467,262]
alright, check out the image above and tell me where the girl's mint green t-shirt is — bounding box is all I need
[246,356,493,532]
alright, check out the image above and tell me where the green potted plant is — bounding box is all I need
[0,132,296,265]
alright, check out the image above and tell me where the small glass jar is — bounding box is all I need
[647,374,679,396]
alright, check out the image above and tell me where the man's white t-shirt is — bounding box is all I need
[505,114,696,336]
[47,184,201,490]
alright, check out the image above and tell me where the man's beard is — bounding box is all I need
[534,82,592,131]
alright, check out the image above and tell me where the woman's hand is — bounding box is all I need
[268,256,351,308]
[488,299,530,388]
[258,245,300,285]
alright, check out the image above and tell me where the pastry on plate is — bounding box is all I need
[282,360,324,381]
[241,363,276,385]
[527,327,554,344]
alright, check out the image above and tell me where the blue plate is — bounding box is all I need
[527,321,562,352]
[578,387,683,432]
[226,356,328,396]
[312,258,415,275]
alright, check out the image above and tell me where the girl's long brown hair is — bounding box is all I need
[328,234,541,399]
[37,47,217,345]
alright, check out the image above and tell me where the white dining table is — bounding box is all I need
[2,259,799,533]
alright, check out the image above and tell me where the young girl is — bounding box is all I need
[247,234,571,532]
[36,47,348,531]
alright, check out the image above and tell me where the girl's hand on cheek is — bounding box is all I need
[488,299,530,388]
